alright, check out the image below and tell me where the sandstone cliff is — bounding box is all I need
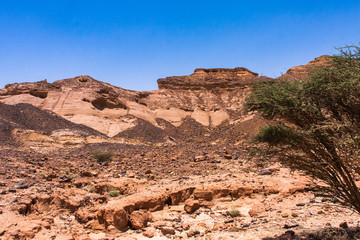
[0,70,271,138]
[0,57,329,140]
[281,55,331,80]
[157,67,271,90]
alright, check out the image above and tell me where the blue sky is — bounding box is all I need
[1,0,360,90]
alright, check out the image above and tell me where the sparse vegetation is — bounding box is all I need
[245,44,360,213]
[109,190,120,197]
[228,207,241,218]
[69,173,79,179]
[88,186,95,193]
[91,150,115,163]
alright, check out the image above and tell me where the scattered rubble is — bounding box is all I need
[0,56,358,239]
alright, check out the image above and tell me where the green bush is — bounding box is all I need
[245,44,360,214]
[91,150,115,163]
[109,190,120,197]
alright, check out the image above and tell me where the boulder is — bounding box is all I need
[143,227,156,238]
[184,199,200,214]
[97,207,129,231]
[129,210,152,230]
[248,203,266,217]
[161,227,176,235]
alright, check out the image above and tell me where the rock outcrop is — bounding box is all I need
[0,79,50,98]
[281,55,331,80]
[0,69,273,138]
[1,55,359,240]
[0,57,329,141]
[157,67,271,90]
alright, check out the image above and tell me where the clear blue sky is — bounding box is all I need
[1,0,360,90]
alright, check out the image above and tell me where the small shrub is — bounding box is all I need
[91,150,115,163]
[88,186,95,193]
[228,207,241,218]
[69,173,79,179]
[109,190,120,197]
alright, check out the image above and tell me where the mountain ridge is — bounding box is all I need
[0,56,331,139]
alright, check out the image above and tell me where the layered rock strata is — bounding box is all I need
[0,69,270,138]
[0,56,330,139]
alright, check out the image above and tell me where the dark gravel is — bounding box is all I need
[0,102,105,145]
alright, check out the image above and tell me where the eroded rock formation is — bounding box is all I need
[157,67,270,90]
[281,55,331,80]
[0,68,272,138]
[0,57,330,140]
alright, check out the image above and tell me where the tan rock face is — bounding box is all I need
[0,58,327,139]
[0,70,269,137]
[157,67,268,90]
[281,55,332,80]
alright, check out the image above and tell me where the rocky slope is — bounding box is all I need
[0,56,330,142]
[0,69,272,139]
[0,143,358,240]
[0,102,105,146]
[1,55,359,240]
[281,55,331,80]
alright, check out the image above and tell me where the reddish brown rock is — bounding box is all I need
[50,194,81,212]
[169,187,196,205]
[157,67,269,90]
[184,199,200,214]
[284,220,299,229]
[281,55,331,80]
[193,190,213,201]
[187,229,200,237]
[161,227,176,235]
[19,221,43,238]
[143,227,156,238]
[248,203,266,217]
[97,207,129,231]
[75,208,92,224]
[129,210,152,230]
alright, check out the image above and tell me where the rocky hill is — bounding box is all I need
[0,74,258,139]
[0,56,331,144]
[0,56,329,142]
[0,102,105,145]
[281,55,331,80]
[1,55,359,240]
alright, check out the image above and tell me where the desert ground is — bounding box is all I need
[1,56,359,239]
